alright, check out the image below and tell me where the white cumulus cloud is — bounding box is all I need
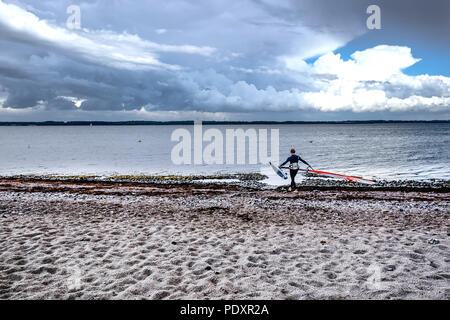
[184,45,449,114]
[0,0,215,71]
[302,45,449,112]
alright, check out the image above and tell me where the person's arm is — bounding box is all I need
[279,156,291,168]
[298,156,313,169]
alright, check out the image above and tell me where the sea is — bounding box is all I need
[0,123,448,182]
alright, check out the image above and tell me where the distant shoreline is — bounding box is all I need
[0,120,449,126]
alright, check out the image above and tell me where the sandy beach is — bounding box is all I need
[0,178,449,300]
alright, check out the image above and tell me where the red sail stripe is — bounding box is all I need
[299,169,375,182]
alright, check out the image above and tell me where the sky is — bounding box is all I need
[0,0,449,121]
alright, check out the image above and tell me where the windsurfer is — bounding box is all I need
[279,148,313,192]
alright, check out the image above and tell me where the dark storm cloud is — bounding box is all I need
[0,62,31,80]
[250,0,449,51]
[0,0,448,120]
[46,97,77,110]
[377,0,450,46]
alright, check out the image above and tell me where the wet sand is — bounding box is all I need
[0,179,449,299]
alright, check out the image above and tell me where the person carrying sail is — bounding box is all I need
[279,148,313,192]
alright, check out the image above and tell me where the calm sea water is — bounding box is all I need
[0,123,448,181]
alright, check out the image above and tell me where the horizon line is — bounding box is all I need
[0,120,449,126]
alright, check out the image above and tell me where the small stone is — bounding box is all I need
[384,265,396,272]
[205,266,212,271]
[326,272,337,279]
[171,241,177,245]
[320,240,326,244]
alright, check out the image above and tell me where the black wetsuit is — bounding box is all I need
[280,155,311,189]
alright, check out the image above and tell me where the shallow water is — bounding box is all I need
[0,123,448,181]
